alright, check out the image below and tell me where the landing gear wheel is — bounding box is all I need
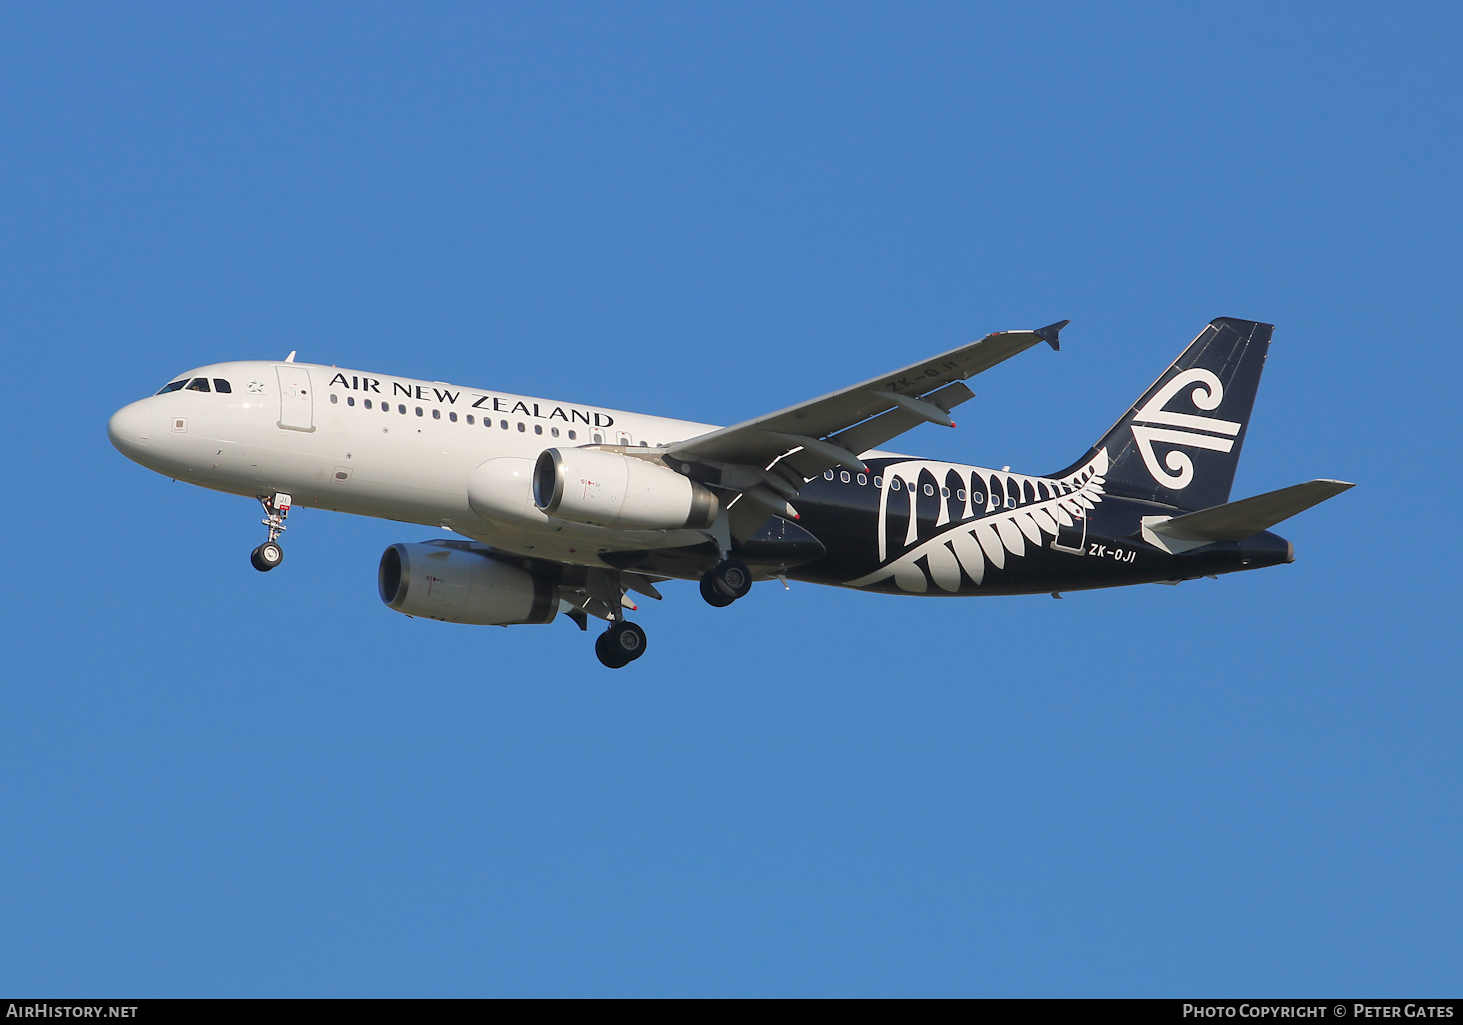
[704,558,753,601]
[251,541,283,572]
[594,632,629,668]
[596,620,647,668]
[700,574,736,607]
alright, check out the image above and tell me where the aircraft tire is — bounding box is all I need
[251,542,283,572]
[605,620,647,661]
[700,574,736,607]
[595,629,633,668]
[711,558,752,599]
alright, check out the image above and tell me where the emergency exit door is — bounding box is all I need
[276,366,314,431]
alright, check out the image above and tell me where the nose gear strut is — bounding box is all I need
[250,493,291,572]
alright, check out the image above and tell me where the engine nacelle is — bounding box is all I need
[533,448,718,530]
[378,542,558,625]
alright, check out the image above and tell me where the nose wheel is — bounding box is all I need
[700,558,752,606]
[251,541,284,572]
[251,493,291,572]
[596,620,647,668]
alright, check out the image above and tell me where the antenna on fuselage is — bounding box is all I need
[285,351,296,363]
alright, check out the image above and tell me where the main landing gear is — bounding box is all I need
[700,558,752,607]
[574,567,650,669]
[595,619,647,669]
[250,493,291,572]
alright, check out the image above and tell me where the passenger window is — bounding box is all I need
[213,379,232,393]
[156,379,188,394]
[824,470,834,480]
[593,433,602,443]
[941,487,949,498]
[364,399,372,409]
[957,489,966,501]
[330,394,338,404]
[449,412,457,422]
[347,396,355,406]
[550,427,559,438]
[840,470,851,483]
[534,424,542,435]
[873,476,882,487]
[186,378,211,392]
[398,404,407,414]
[466,415,474,424]
[891,478,902,491]
[639,440,647,447]
[517,422,525,432]
[500,420,508,429]
[568,430,577,440]
[923,483,934,496]
[415,407,424,417]
[857,474,867,486]
[432,409,440,419]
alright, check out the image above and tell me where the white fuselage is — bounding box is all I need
[107,360,725,565]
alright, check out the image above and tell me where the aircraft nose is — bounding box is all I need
[108,399,153,455]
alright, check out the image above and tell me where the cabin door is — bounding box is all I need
[276,366,314,431]
[1051,507,1088,555]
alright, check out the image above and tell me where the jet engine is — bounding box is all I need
[378,541,558,625]
[533,448,719,530]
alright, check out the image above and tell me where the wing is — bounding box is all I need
[666,321,1067,518]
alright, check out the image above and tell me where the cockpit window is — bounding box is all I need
[213,379,232,393]
[156,379,188,395]
[185,378,211,392]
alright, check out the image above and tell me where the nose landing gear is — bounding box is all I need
[596,620,647,669]
[250,493,291,572]
[700,558,752,606]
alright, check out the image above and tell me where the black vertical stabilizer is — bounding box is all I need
[1052,318,1273,512]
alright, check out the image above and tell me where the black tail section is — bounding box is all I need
[1055,318,1273,512]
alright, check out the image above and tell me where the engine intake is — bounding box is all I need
[378,542,558,625]
[533,448,718,530]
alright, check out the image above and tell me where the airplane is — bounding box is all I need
[108,317,1352,668]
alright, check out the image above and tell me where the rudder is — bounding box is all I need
[1054,318,1273,512]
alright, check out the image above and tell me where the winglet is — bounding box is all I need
[1033,320,1069,351]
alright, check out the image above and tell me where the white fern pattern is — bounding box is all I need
[847,449,1110,592]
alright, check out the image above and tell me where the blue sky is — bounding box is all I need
[1,3,1458,996]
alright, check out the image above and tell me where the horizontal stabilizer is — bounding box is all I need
[1150,479,1354,544]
